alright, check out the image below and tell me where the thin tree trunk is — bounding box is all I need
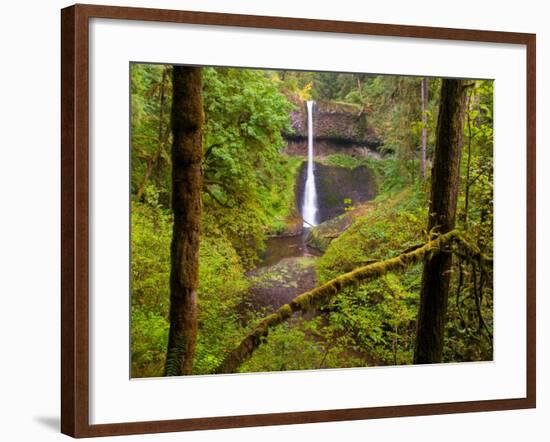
[463,88,475,225]
[135,156,156,201]
[421,77,429,178]
[164,66,203,376]
[414,79,468,364]
[153,67,169,193]
[136,67,169,202]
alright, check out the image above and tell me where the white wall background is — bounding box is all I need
[0,0,545,440]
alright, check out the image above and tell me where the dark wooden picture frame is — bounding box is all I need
[61,3,536,438]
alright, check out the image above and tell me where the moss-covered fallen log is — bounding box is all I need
[215,229,478,374]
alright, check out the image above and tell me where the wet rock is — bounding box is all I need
[270,213,303,237]
[296,163,376,224]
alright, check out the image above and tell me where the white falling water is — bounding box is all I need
[302,100,318,227]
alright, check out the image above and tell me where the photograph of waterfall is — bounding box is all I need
[130,63,494,378]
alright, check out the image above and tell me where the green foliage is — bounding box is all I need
[321,153,363,169]
[131,192,171,317]
[131,64,172,205]
[193,235,250,375]
[304,72,366,103]
[324,274,419,366]
[265,155,304,235]
[201,67,294,265]
[239,320,325,373]
[361,76,424,180]
[131,197,252,377]
[131,308,169,378]
[361,157,411,193]
[130,196,172,377]
[240,318,365,373]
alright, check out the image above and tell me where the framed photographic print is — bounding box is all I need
[61,3,536,438]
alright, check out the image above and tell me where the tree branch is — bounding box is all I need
[215,230,466,374]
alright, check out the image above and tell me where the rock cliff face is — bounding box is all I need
[285,139,381,159]
[285,100,382,149]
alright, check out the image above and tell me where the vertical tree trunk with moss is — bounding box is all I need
[165,66,203,376]
[414,79,468,364]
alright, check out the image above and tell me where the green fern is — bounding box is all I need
[164,335,187,376]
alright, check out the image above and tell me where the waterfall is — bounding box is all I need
[302,100,318,227]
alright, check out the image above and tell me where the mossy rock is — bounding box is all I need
[269,213,303,237]
[305,201,373,252]
[306,215,351,252]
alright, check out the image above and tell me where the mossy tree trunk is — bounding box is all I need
[164,66,203,376]
[414,79,468,364]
